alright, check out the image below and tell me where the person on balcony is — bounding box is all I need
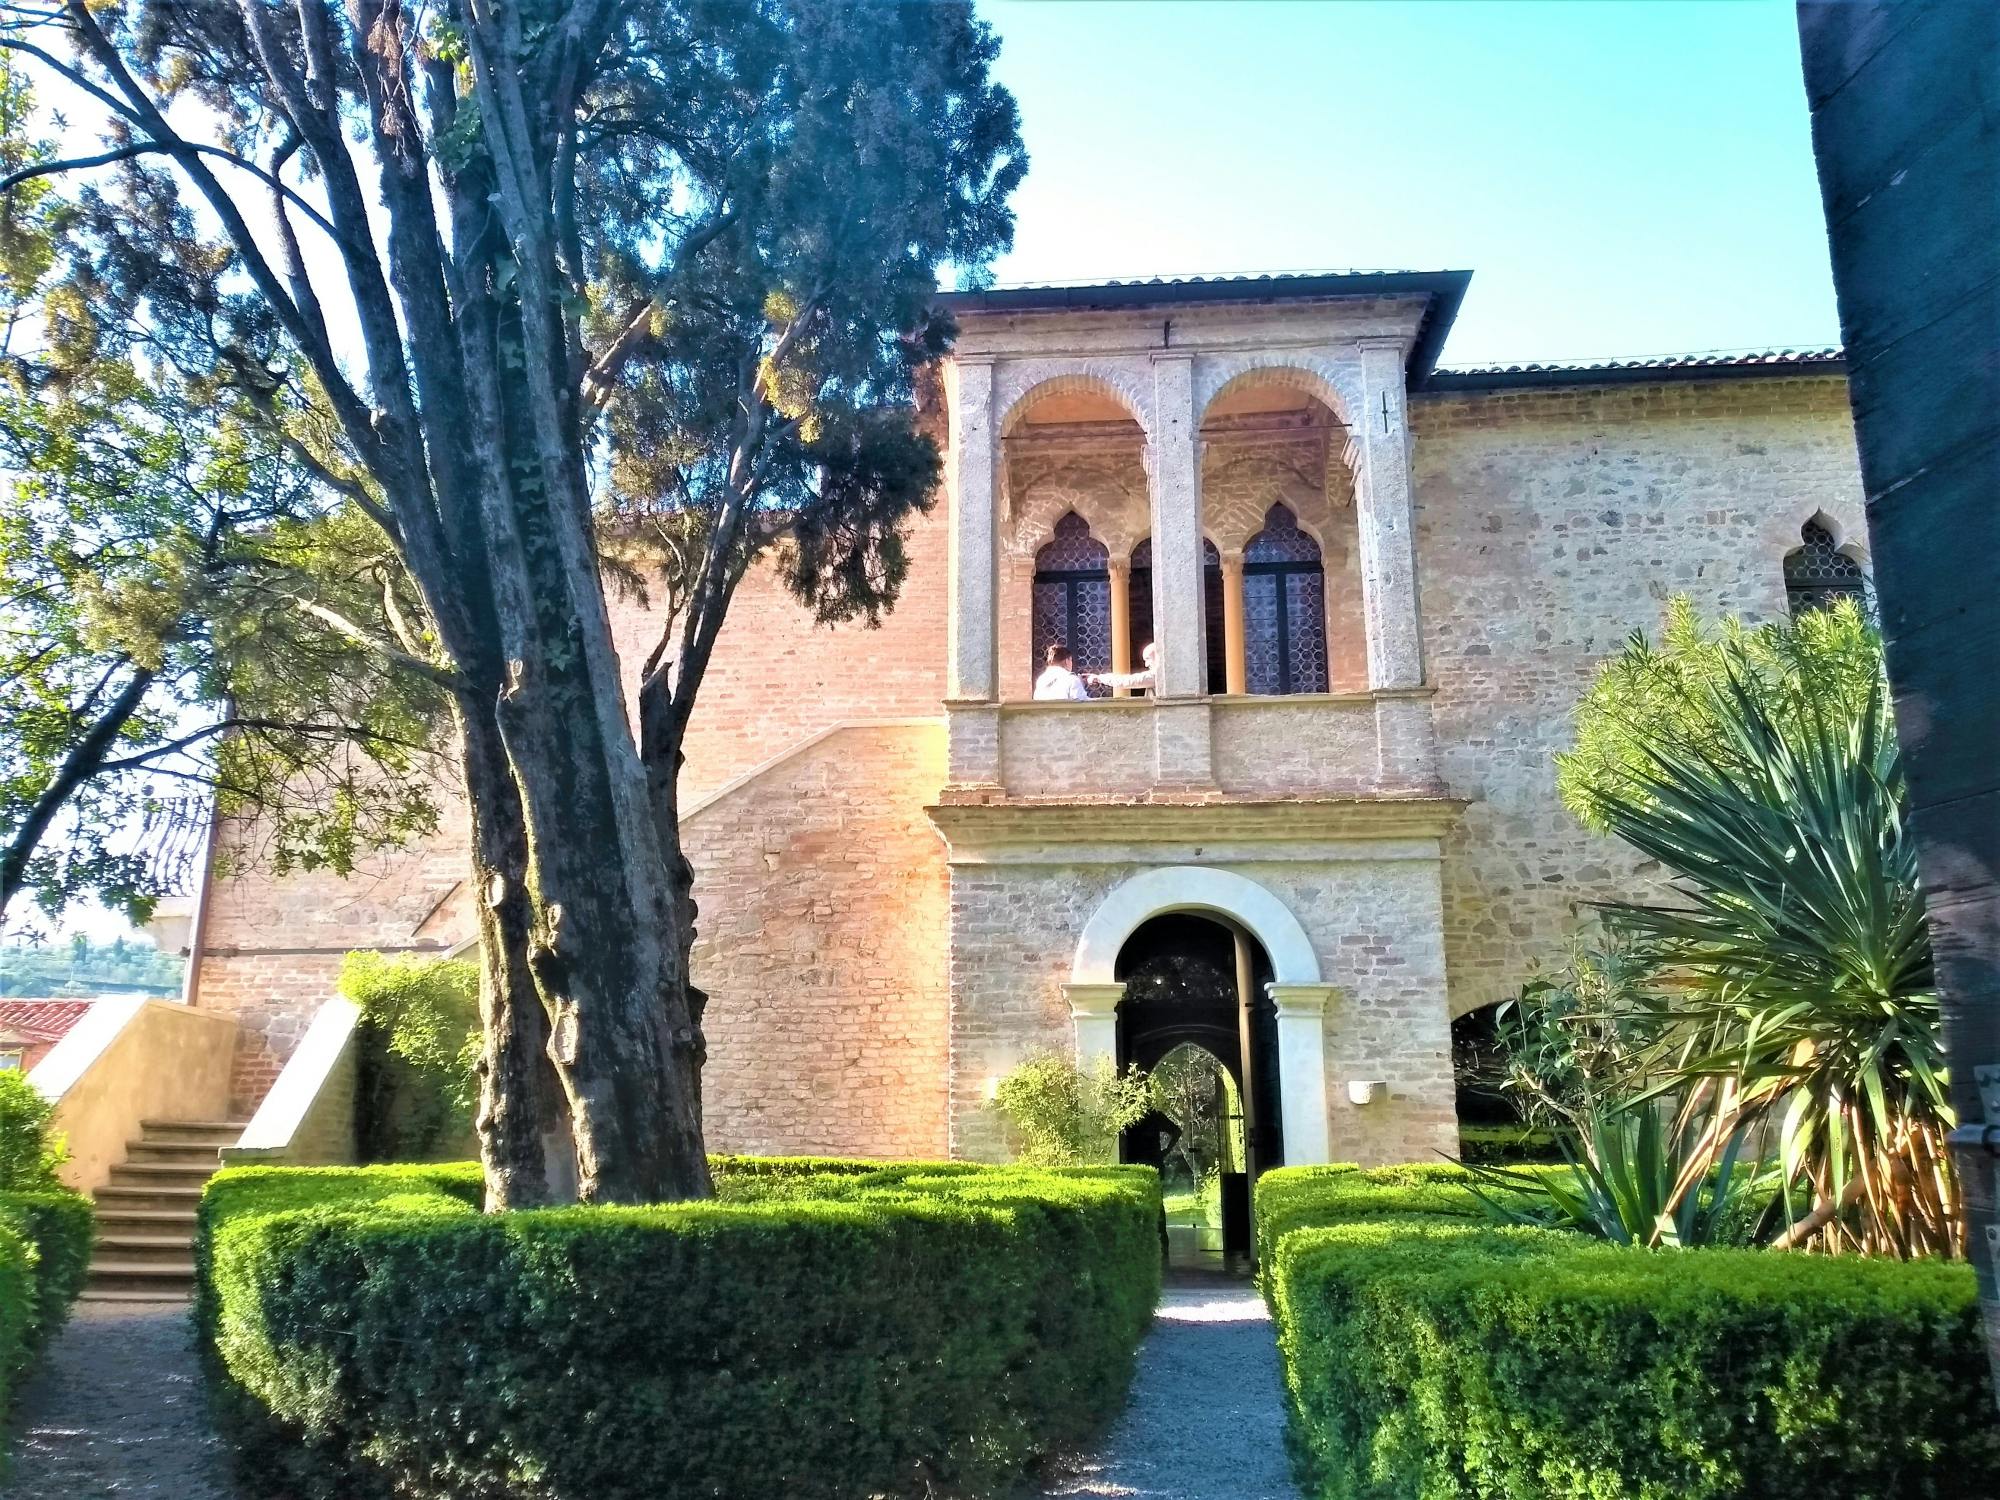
[1090,641,1157,696]
[1034,643,1093,700]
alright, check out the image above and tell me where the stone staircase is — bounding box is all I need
[85,1119,247,1302]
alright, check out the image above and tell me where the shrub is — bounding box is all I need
[989,1050,1151,1166]
[0,1072,65,1191]
[197,1157,1160,1499]
[1259,1165,2000,1499]
[0,1219,33,1411]
[1455,1122,1561,1164]
[338,952,480,1162]
[0,1189,93,1350]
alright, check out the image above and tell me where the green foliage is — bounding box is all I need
[990,1051,1152,1167]
[0,1188,93,1351]
[0,1186,94,1434]
[1491,926,1661,1133]
[1555,595,1883,832]
[1593,652,1950,1257]
[1257,1166,2000,1499]
[1468,1106,1766,1248]
[338,953,480,1162]
[0,1072,64,1191]
[0,935,182,996]
[1454,1123,1561,1164]
[196,1158,1159,1500]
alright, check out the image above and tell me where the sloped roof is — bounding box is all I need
[936,269,1473,386]
[1423,347,1846,392]
[0,999,93,1044]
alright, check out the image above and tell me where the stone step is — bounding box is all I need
[95,1234,196,1258]
[84,1272,193,1304]
[93,1207,199,1233]
[139,1119,250,1139]
[94,1183,206,1214]
[78,1287,194,1305]
[124,1140,227,1167]
[106,1162,219,1189]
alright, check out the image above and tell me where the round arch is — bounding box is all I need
[1197,358,1356,433]
[997,369,1151,439]
[1071,866,1320,985]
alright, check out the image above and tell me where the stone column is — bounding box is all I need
[1107,558,1133,696]
[946,357,998,703]
[1268,982,1336,1165]
[1148,354,1206,699]
[1351,339,1425,691]
[1063,982,1125,1073]
[1219,550,1248,695]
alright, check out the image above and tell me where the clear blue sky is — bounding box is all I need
[980,1,1839,367]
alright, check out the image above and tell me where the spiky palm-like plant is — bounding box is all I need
[1596,655,1955,1258]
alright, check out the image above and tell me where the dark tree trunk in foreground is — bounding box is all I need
[1799,0,2000,1397]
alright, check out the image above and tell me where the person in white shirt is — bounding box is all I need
[1033,643,1093,700]
[1090,640,1157,695]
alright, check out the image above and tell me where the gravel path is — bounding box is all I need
[3,1301,232,1499]
[1040,1275,1300,1499]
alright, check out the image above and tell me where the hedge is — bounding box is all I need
[1259,1164,2000,1499]
[197,1157,1160,1499]
[0,1188,94,1424]
[1455,1122,1563,1164]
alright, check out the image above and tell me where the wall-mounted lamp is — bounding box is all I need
[1347,1080,1388,1107]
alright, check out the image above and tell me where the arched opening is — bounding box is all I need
[1244,503,1330,695]
[1784,517,1870,618]
[1128,536,1226,694]
[1031,511,1112,694]
[1114,912,1280,1268]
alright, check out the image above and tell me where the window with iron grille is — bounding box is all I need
[1129,537,1225,693]
[1032,512,1112,693]
[1784,520,1869,618]
[1243,505,1329,694]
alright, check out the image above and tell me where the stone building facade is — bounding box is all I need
[185,271,1868,1175]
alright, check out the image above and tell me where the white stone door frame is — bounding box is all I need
[1061,866,1335,1164]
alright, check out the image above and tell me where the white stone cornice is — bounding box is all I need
[1267,982,1338,1018]
[1063,981,1126,1018]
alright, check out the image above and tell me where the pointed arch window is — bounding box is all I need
[1033,512,1112,692]
[1784,519,1868,618]
[1243,505,1329,695]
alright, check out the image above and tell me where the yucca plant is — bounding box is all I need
[1592,651,1956,1258]
[1468,1102,1765,1248]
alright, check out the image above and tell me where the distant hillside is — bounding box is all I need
[0,937,184,998]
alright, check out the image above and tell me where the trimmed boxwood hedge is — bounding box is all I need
[1258,1164,2000,1499]
[0,1188,93,1427]
[196,1157,1160,1499]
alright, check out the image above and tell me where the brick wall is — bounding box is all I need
[685,720,950,1158]
[1411,376,1867,1014]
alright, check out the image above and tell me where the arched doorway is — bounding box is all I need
[1113,912,1282,1267]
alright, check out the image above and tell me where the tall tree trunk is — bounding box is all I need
[1799,0,2000,1397]
[458,699,575,1208]
[0,661,153,915]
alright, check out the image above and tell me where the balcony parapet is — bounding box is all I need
[942,687,1442,804]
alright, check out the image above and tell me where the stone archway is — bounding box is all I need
[1065,866,1334,1164]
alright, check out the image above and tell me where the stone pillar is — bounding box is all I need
[1351,339,1424,691]
[1147,354,1206,699]
[1108,558,1133,697]
[1064,982,1125,1073]
[947,357,998,703]
[1219,550,1248,695]
[1268,982,1336,1165]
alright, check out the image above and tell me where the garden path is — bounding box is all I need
[3,1300,232,1499]
[1039,1274,1300,1500]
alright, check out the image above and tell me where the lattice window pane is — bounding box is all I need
[1285,570,1329,693]
[1784,520,1868,618]
[1036,510,1109,573]
[1032,512,1112,694]
[1243,504,1327,695]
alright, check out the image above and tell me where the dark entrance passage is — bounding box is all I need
[1114,913,1282,1270]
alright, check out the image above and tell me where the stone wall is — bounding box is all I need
[1411,376,1867,1015]
[946,846,1455,1168]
